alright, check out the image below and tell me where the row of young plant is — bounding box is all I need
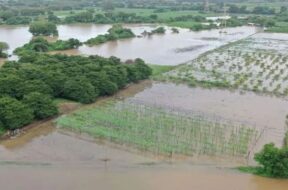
[161,37,288,96]
[57,100,259,159]
[0,53,152,134]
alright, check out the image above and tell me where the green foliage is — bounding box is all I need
[23,92,58,119]
[254,143,288,178]
[149,64,175,77]
[0,42,9,58]
[151,27,166,34]
[29,21,58,36]
[14,37,82,55]
[0,53,151,130]
[86,24,135,45]
[0,97,34,130]
[63,77,98,104]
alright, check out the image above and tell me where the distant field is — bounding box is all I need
[267,22,288,33]
[232,2,288,12]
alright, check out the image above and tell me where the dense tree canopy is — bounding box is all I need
[86,24,135,45]
[0,53,151,131]
[0,97,34,130]
[29,21,58,36]
[14,37,82,55]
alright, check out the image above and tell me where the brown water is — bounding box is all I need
[1,81,288,189]
[0,24,258,65]
[1,165,288,190]
[129,82,288,159]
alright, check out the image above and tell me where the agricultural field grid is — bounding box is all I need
[57,99,264,162]
[163,33,288,96]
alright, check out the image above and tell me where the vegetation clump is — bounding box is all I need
[14,37,82,55]
[29,21,58,36]
[0,53,151,133]
[239,143,288,178]
[0,42,9,58]
[151,27,166,34]
[86,24,135,46]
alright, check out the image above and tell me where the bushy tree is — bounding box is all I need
[63,77,98,103]
[29,21,58,36]
[0,42,9,58]
[0,97,34,130]
[0,53,151,130]
[255,143,288,178]
[23,92,58,119]
[0,75,24,99]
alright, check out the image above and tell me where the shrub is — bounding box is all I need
[23,92,58,119]
[0,97,34,130]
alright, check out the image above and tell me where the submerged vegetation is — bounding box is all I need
[86,24,135,46]
[14,37,82,55]
[161,34,288,96]
[0,53,151,133]
[57,100,258,159]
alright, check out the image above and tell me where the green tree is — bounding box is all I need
[23,92,58,119]
[0,75,24,99]
[0,97,34,130]
[29,21,58,36]
[255,143,288,178]
[0,42,9,58]
[63,77,98,103]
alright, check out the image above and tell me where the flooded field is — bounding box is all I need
[1,22,288,188]
[0,24,257,65]
[1,81,288,189]
[1,165,288,190]
[166,32,288,94]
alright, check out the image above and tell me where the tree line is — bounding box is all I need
[14,37,82,55]
[0,53,151,132]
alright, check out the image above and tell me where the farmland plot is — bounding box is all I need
[164,33,288,95]
[57,100,260,162]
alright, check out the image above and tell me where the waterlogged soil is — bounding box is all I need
[1,81,288,189]
[0,24,258,65]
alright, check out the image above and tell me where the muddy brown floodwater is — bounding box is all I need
[0,24,258,65]
[1,81,288,189]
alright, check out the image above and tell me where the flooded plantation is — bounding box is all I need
[1,81,288,189]
[165,32,288,94]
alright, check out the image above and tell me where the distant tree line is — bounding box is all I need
[0,53,151,131]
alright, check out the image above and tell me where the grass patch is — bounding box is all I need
[53,98,78,105]
[149,64,175,77]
